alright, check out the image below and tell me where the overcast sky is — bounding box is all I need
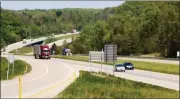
[1,1,125,10]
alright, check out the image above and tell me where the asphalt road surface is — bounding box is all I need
[1,55,179,98]
[1,55,77,98]
[53,58,179,91]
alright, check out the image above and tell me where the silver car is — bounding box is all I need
[114,64,125,72]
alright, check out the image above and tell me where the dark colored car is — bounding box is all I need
[123,62,134,70]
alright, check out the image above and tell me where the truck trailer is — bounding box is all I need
[33,45,51,59]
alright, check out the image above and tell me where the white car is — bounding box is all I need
[114,64,125,72]
[23,39,27,44]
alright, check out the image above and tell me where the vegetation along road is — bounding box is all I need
[1,57,31,80]
[57,71,179,98]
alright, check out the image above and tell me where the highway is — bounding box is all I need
[1,55,179,98]
[1,32,179,98]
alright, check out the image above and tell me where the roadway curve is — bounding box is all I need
[1,55,77,98]
[1,55,179,98]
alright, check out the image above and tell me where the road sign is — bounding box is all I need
[89,51,104,62]
[89,51,104,73]
[104,44,117,62]
[7,54,15,64]
[177,51,180,57]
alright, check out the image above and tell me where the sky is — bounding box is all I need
[1,1,125,10]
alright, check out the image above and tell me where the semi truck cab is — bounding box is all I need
[34,45,51,59]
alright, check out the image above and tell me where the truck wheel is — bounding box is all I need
[38,55,41,59]
[36,55,39,59]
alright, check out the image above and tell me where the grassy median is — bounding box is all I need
[10,47,33,54]
[52,55,179,75]
[1,57,32,80]
[57,71,179,98]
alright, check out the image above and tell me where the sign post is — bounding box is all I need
[8,62,9,73]
[101,50,102,74]
[89,51,104,74]
[177,51,180,68]
[7,54,15,76]
[89,52,91,73]
[13,62,14,74]
[7,71,9,80]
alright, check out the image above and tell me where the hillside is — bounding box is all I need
[1,1,180,57]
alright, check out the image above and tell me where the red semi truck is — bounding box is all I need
[33,45,51,59]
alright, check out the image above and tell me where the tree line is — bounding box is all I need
[70,1,180,57]
[1,1,180,57]
[0,8,103,47]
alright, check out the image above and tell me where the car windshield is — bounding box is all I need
[42,50,50,52]
[116,64,123,67]
[124,63,132,65]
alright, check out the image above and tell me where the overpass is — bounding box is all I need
[2,32,79,53]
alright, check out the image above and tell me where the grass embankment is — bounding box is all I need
[57,71,179,98]
[141,52,161,57]
[10,47,33,54]
[1,57,32,80]
[52,55,179,75]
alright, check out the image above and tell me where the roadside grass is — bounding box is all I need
[52,55,179,75]
[1,57,32,80]
[10,47,33,54]
[57,71,179,98]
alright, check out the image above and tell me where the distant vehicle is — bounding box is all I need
[114,64,125,72]
[62,48,72,56]
[1,47,6,52]
[33,45,51,59]
[123,62,134,70]
[23,39,27,44]
[71,29,77,33]
[3,48,6,52]
[51,33,55,37]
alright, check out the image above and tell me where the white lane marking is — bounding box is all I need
[56,61,74,74]
[22,61,75,98]
[1,64,49,86]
